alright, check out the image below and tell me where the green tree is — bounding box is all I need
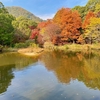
[0,2,8,13]
[72,0,100,21]
[0,2,15,46]
[0,14,15,45]
[12,16,37,36]
[72,6,86,20]
[12,16,37,43]
[85,0,100,12]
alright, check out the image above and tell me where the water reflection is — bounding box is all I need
[40,51,100,90]
[0,51,100,100]
[0,64,14,94]
[0,52,38,94]
[0,52,38,70]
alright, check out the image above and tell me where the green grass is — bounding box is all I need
[44,42,100,52]
[58,43,100,51]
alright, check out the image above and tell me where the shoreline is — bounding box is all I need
[17,47,44,57]
[2,44,100,56]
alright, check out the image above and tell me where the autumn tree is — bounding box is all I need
[30,28,39,44]
[96,12,100,18]
[84,18,100,44]
[53,8,82,44]
[85,0,100,13]
[72,0,100,21]
[37,22,61,45]
[37,19,52,29]
[82,11,95,29]
[30,29,39,39]
[37,20,55,45]
[44,23,61,43]
[95,4,100,18]
[82,11,96,44]
[95,4,100,13]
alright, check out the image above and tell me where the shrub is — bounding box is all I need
[30,43,39,48]
[64,44,69,50]
[44,42,55,50]
[14,43,29,48]
[25,39,35,45]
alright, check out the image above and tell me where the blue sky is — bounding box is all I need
[0,0,88,20]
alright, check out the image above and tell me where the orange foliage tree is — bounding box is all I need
[82,11,95,29]
[53,8,82,44]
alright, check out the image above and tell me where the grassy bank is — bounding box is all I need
[1,42,100,56]
[57,44,96,51]
[43,42,100,52]
[3,47,18,52]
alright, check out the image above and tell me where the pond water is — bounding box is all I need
[0,51,100,100]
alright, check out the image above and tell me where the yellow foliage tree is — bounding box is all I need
[84,17,100,43]
[95,4,100,13]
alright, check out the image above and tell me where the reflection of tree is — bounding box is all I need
[0,52,38,70]
[40,51,84,83]
[0,64,15,94]
[79,53,100,90]
[0,52,38,94]
[40,51,100,90]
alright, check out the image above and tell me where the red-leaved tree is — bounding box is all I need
[30,29,39,43]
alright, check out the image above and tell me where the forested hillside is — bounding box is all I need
[0,2,37,47]
[6,6,43,23]
[0,0,100,48]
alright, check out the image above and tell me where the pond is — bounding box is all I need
[0,51,100,100]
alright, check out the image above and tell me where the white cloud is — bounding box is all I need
[37,13,55,20]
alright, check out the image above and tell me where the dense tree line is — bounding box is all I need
[0,2,37,46]
[0,0,100,47]
[30,0,100,46]
[0,2,15,46]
